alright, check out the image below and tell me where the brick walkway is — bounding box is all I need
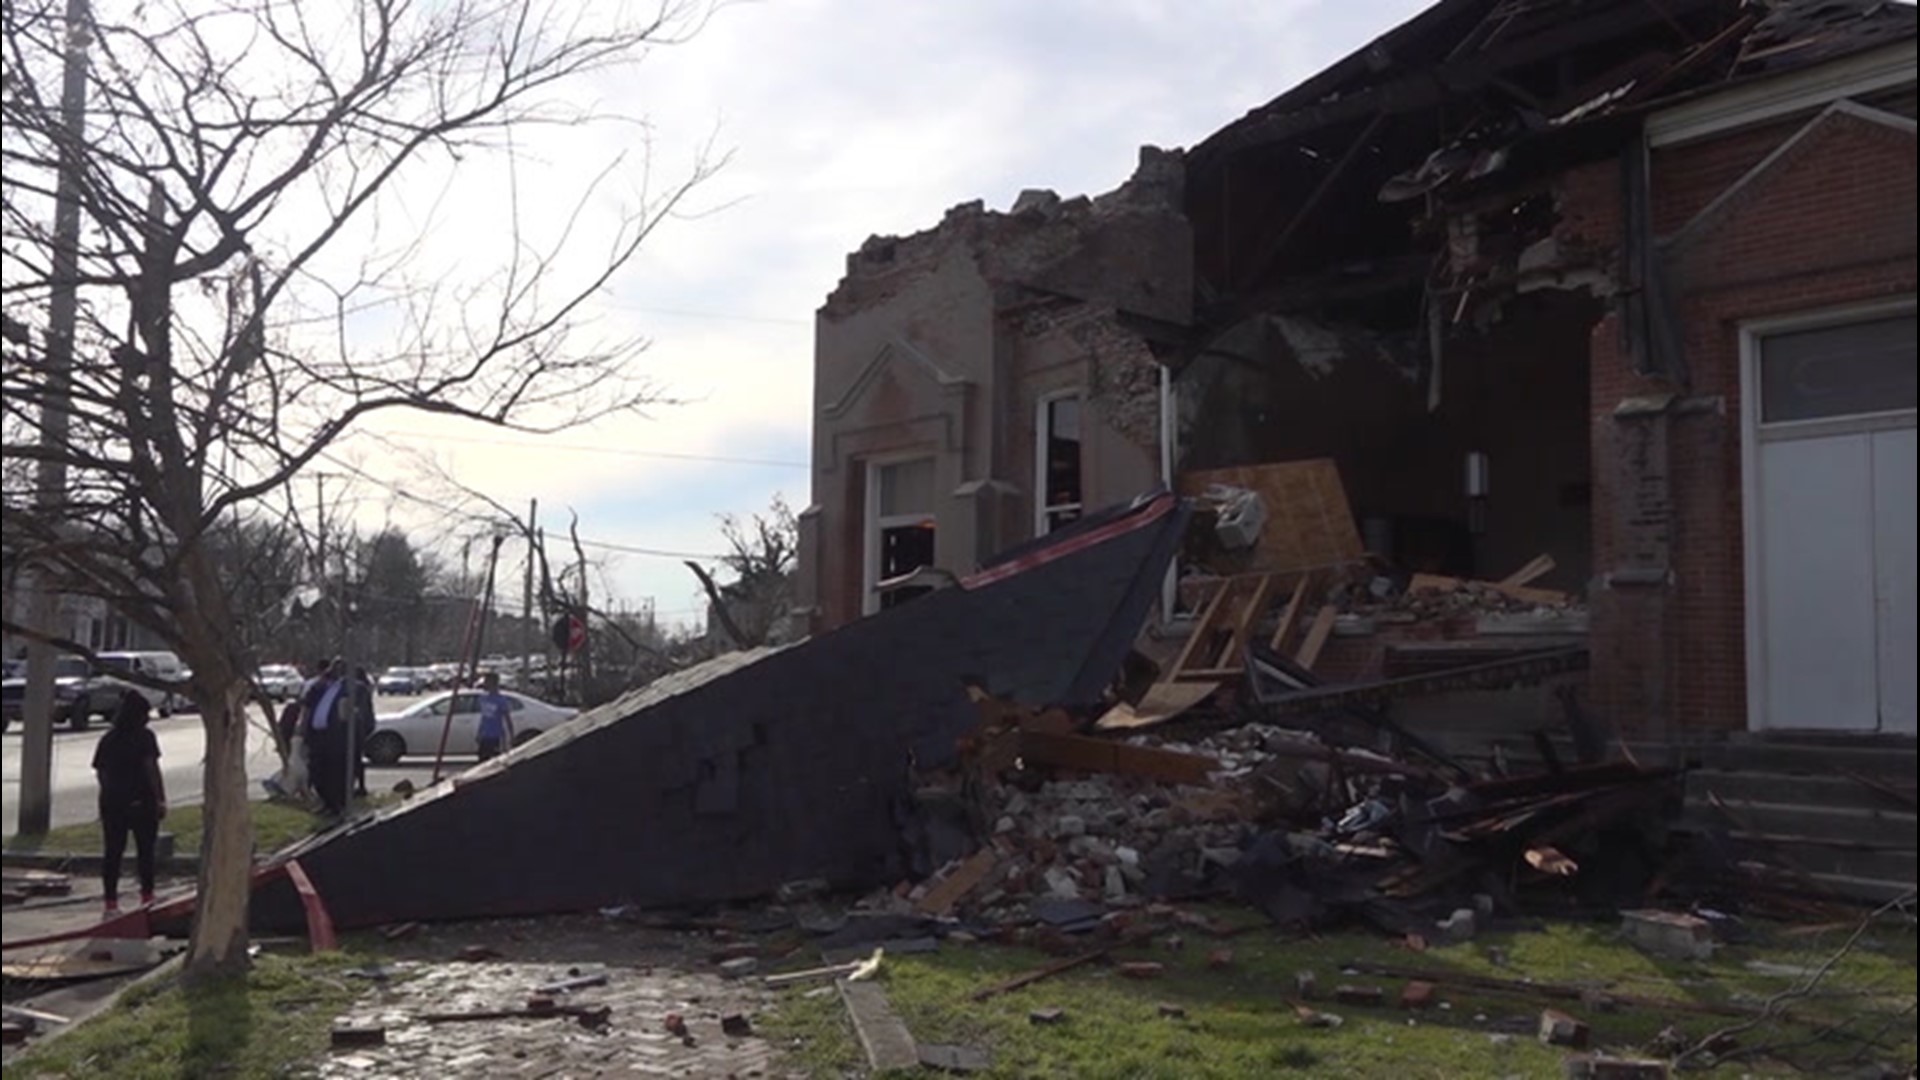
[308,961,800,1079]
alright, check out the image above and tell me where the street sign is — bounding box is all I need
[550,614,587,654]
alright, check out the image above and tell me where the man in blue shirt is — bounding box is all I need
[475,671,514,762]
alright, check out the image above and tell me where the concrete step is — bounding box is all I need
[1681,797,1917,848]
[1682,769,1914,811]
[1706,835,1918,884]
[1804,871,1919,905]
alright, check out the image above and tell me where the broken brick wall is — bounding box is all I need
[802,150,1191,631]
[1173,292,1595,591]
[1581,96,1918,737]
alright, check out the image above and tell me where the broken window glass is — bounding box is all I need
[1040,395,1084,533]
[1761,314,1916,424]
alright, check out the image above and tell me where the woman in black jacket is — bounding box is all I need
[93,690,167,912]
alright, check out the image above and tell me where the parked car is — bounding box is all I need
[1,659,26,733]
[364,690,578,764]
[376,667,427,695]
[256,663,304,701]
[62,651,189,730]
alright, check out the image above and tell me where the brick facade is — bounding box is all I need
[1579,99,1917,735]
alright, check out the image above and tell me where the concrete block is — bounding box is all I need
[1335,985,1384,1006]
[1538,1008,1590,1048]
[1564,1054,1670,1079]
[1621,910,1712,960]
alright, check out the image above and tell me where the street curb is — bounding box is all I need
[1,851,200,875]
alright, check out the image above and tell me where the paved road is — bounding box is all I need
[0,694,456,835]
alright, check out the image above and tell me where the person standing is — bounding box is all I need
[475,671,514,762]
[350,666,376,797]
[302,658,349,816]
[93,691,167,913]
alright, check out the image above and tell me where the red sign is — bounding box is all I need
[550,614,587,653]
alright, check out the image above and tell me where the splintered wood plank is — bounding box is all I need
[1267,571,1315,653]
[916,850,999,915]
[1215,573,1277,670]
[1096,681,1221,730]
[1408,572,1568,606]
[1165,578,1232,681]
[839,980,920,1072]
[1293,605,1338,672]
[1498,554,1556,588]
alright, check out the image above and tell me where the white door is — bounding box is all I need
[1872,427,1916,734]
[1747,311,1917,733]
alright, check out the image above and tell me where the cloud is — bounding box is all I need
[323,0,1429,631]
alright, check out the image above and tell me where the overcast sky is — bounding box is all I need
[333,0,1427,630]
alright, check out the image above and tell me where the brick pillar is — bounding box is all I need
[1592,394,1677,741]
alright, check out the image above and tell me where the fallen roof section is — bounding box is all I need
[242,492,1190,932]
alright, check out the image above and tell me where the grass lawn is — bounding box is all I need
[3,796,387,859]
[5,953,382,1080]
[761,912,1918,1078]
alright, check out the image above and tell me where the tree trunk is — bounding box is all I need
[185,678,254,983]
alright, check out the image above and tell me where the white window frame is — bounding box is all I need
[1034,390,1085,535]
[863,453,938,616]
[1738,296,1917,731]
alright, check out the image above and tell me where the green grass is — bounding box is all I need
[7,953,378,1080]
[3,796,389,859]
[760,914,1918,1079]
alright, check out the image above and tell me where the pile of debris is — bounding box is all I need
[903,695,1682,943]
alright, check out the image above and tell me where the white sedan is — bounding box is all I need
[364,690,578,764]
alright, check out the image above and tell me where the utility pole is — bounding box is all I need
[521,498,536,692]
[17,0,92,838]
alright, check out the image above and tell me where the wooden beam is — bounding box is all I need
[916,850,999,916]
[1020,731,1218,786]
[1215,573,1277,669]
[1293,605,1338,671]
[1498,554,1555,588]
[1236,112,1387,293]
[1164,578,1232,682]
[1267,572,1314,653]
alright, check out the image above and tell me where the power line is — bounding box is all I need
[313,451,735,561]
[379,428,809,469]
[606,303,810,327]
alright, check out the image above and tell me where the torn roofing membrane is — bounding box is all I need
[240,492,1190,932]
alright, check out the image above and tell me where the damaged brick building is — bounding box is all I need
[801,0,1916,749]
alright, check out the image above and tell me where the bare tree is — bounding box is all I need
[689,493,796,648]
[0,0,721,981]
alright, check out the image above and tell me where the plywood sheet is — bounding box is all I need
[1180,458,1363,574]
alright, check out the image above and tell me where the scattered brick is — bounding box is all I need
[721,1013,754,1038]
[1399,980,1436,1010]
[1206,948,1234,970]
[1119,962,1165,980]
[1029,1007,1068,1025]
